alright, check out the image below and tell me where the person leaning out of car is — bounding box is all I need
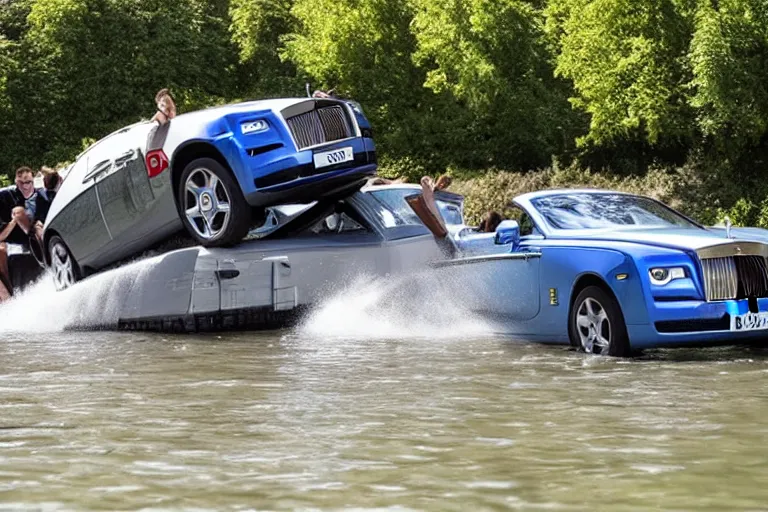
[151,88,177,126]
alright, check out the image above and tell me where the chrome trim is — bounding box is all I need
[696,241,768,259]
[701,257,737,301]
[430,252,542,268]
[291,136,358,153]
[93,183,113,241]
[697,241,768,301]
[281,103,360,152]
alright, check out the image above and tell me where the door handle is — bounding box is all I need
[114,149,137,168]
[215,269,240,280]
[82,160,112,183]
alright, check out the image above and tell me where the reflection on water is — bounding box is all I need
[1,330,768,510]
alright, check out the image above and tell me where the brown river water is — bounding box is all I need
[1,270,768,510]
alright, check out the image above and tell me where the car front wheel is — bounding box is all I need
[48,235,80,291]
[178,157,251,247]
[569,286,631,357]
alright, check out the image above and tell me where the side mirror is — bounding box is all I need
[494,220,520,248]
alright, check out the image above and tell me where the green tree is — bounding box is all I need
[412,0,580,169]
[689,0,768,148]
[546,0,696,153]
[283,0,457,172]
[230,0,300,97]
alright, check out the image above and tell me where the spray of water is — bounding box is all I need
[0,252,497,340]
[298,269,495,340]
[0,256,161,334]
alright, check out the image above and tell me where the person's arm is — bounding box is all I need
[151,110,168,125]
[0,219,17,243]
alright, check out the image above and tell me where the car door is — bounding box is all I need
[217,201,386,312]
[365,187,542,321]
[48,153,113,268]
[95,123,178,263]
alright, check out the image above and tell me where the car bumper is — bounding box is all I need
[228,136,377,207]
[628,298,768,348]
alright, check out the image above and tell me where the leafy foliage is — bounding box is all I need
[0,0,768,222]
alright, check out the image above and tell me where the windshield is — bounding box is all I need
[530,193,699,230]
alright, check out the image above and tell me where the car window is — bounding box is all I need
[437,200,463,226]
[307,212,367,234]
[530,193,700,230]
[519,212,541,236]
[369,189,423,228]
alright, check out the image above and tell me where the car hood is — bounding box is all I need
[555,227,768,252]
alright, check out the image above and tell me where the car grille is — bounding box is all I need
[701,255,768,301]
[285,106,352,150]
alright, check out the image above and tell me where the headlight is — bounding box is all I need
[241,120,269,135]
[649,267,686,285]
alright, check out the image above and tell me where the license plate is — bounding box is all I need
[730,312,768,331]
[313,147,354,169]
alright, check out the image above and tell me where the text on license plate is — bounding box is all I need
[314,147,354,169]
[730,312,768,331]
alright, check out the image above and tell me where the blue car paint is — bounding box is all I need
[171,102,376,205]
[456,191,768,350]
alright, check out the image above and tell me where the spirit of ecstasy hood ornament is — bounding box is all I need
[725,216,733,239]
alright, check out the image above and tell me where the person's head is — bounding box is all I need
[41,166,61,192]
[15,166,35,198]
[480,211,502,232]
[435,174,452,190]
[155,88,177,121]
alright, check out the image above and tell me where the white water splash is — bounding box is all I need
[0,256,161,334]
[298,269,494,340]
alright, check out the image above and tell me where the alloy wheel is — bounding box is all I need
[576,297,612,354]
[184,167,232,240]
[51,241,75,290]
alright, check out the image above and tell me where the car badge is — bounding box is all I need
[725,216,733,239]
[736,246,742,254]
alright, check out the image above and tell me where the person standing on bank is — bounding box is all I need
[3,167,39,246]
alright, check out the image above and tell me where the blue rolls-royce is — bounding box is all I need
[43,96,376,290]
[437,189,768,356]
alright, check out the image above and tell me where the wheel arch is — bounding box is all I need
[569,272,626,323]
[170,141,234,212]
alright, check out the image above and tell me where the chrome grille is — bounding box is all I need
[285,106,352,150]
[735,255,768,297]
[701,255,768,301]
[701,257,738,301]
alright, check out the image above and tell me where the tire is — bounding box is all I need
[178,157,251,247]
[48,235,81,291]
[568,285,631,357]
